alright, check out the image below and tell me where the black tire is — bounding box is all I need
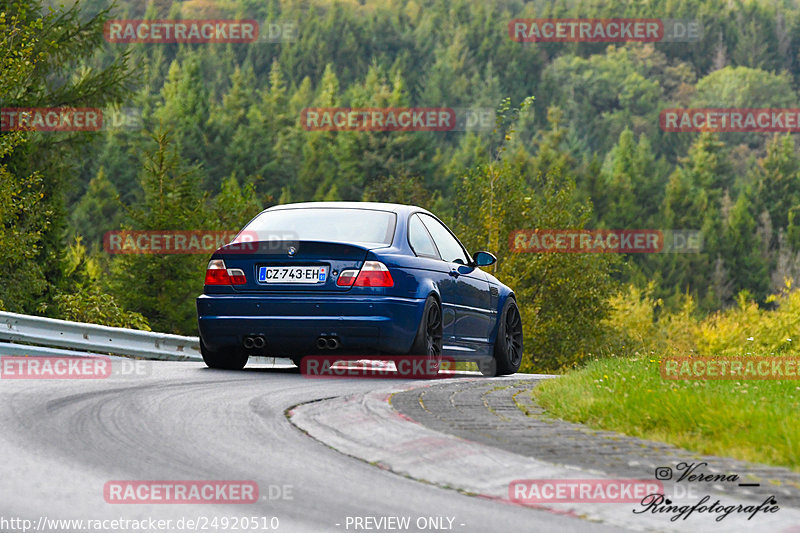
[408,296,443,377]
[200,338,248,370]
[480,298,523,377]
[290,356,303,367]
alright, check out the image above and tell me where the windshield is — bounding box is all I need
[242,208,396,246]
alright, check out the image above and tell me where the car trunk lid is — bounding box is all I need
[214,240,376,292]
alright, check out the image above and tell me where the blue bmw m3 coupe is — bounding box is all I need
[196,202,523,376]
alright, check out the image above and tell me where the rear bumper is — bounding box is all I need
[196,293,425,355]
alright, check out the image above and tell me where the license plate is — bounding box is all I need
[258,266,327,284]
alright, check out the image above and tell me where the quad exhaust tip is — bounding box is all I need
[242,335,266,349]
[245,335,338,350]
[317,336,340,350]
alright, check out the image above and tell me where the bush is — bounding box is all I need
[53,287,150,330]
[599,282,698,357]
[40,237,150,330]
[599,280,800,359]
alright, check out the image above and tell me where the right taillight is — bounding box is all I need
[337,261,394,287]
[355,261,393,287]
[204,259,247,285]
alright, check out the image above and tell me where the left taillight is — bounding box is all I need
[204,259,247,285]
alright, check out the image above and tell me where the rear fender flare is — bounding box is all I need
[413,280,440,324]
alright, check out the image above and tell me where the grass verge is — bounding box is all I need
[532,355,800,471]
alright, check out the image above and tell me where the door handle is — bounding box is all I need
[449,269,460,278]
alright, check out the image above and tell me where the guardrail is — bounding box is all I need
[0,312,201,361]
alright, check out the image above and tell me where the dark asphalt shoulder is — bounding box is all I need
[391,378,800,508]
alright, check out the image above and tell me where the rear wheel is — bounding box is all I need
[480,298,523,377]
[408,296,443,377]
[200,339,248,370]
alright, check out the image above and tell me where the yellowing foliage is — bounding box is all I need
[602,281,800,359]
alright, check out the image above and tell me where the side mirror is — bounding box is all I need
[472,251,496,267]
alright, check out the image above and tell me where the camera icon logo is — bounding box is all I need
[655,467,673,480]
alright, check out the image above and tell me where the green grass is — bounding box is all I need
[532,356,800,471]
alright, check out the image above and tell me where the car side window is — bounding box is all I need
[419,214,469,264]
[408,214,440,259]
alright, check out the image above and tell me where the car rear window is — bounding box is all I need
[242,208,396,246]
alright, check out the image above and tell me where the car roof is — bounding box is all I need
[264,201,432,217]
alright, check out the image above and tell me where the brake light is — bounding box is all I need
[354,261,393,287]
[205,260,228,285]
[204,259,247,285]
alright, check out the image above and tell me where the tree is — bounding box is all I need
[418,30,472,107]
[451,99,619,371]
[296,64,341,200]
[208,63,258,180]
[660,133,731,309]
[719,189,770,303]
[598,129,639,228]
[693,66,795,150]
[362,175,433,207]
[107,132,268,334]
[335,65,434,198]
[0,1,130,313]
[598,128,665,228]
[731,14,776,70]
[108,132,208,334]
[540,46,665,155]
[70,167,123,246]
[753,134,800,236]
[232,59,297,198]
[153,55,212,186]
[211,175,265,230]
[693,66,795,109]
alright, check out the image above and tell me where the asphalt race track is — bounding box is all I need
[0,361,628,533]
